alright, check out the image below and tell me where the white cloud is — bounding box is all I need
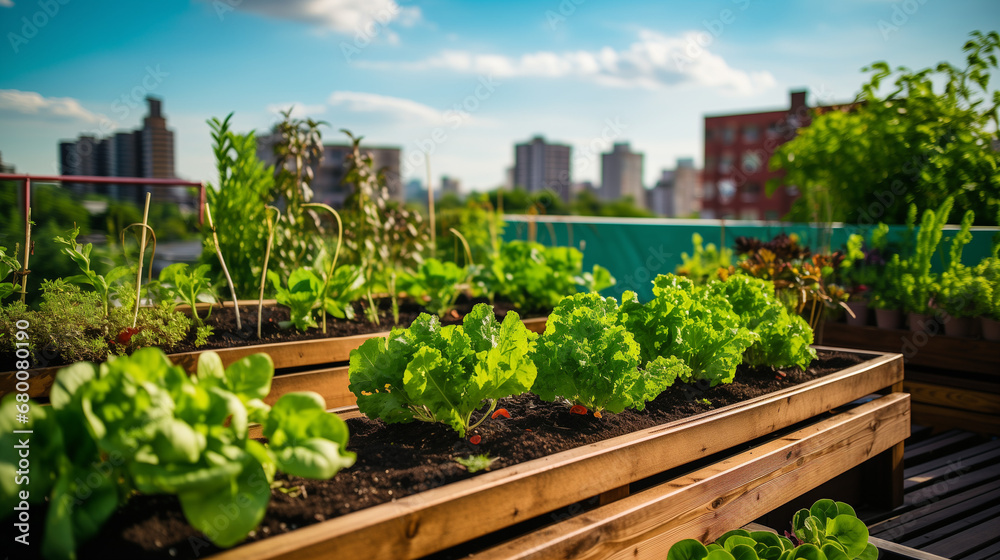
[214,0,421,35]
[0,0,14,8]
[266,102,328,119]
[364,30,776,96]
[327,91,445,124]
[0,90,105,123]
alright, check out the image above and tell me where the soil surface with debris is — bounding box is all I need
[16,350,871,560]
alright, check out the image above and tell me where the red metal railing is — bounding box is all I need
[0,173,207,226]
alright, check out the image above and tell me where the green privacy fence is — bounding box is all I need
[502,215,999,302]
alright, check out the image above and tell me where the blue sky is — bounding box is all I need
[1,0,997,191]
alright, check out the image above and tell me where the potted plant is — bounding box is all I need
[898,199,955,332]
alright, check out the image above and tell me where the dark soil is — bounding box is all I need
[40,350,869,560]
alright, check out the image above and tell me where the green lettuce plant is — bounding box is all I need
[348,304,537,437]
[619,274,758,387]
[676,232,733,285]
[532,292,689,415]
[157,263,218,326]
[268,267,324,331]
[400,258,468,318]
[0,347,354,559]
[668,499,877,560]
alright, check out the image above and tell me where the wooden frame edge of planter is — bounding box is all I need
[468,394,910,560]
[210,350,904,560]
[0,316,549,400]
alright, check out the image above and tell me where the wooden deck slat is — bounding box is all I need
[905,462,1000,507]
[904,439,1000,479]
[901,503,1000,550]
[923,516,1000,559]
[961,540,1000,560]
[904,430,982,467]
[869,484,1000,540]
[904,445,1000,490]
[912,402,1000,436]
[904,381,1000,415]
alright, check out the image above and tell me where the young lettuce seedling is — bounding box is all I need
[158,263,219,326]
[349,304,537,437]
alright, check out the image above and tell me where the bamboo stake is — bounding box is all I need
[257,206,280,340]
[18,209,30,304]
[206,202,242,330]
[131,194,151,327]
[303,203,344,334]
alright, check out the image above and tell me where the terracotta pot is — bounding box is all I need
[942,315,976,338]
[908,312,931,333]
[981,317,1000,341]
[875,308,902,330]
[845,301,869,326]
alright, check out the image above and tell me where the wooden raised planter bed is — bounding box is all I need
[0,313,548,402]
[821,322,1000,435]
[208,348,907,560]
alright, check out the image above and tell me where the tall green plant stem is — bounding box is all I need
[18,209,30,303]
[206,202,242,330]
[258,206,280,339]
[302,203,344,334]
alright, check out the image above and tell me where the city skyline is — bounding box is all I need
[1,1,996,191]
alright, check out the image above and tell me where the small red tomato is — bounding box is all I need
[569,405,587,415]
[491,408,511,419]
[469,435,482,445]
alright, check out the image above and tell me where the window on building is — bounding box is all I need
[741,151,762,173]
[703,181,715,199]
[722,126,735,145]
[705,128,714,142]
[718,179,735,204]
[743,182,761,201]
[719,154,734,174]
[743,125,759,143]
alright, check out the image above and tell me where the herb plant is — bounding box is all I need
[54,226,131,318]
[158,263,218,326]
[349,304,537,437]
[532,292,689,414]
[0,348,355,559]
[667,499,877,560]
[0,247,20,302]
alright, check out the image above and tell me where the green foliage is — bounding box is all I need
[976,258,1000,320]
[477,240,616,311]
[269,268,324,331]
[703,276,816,371]
[0,280,108,363]
[348,304,537,437]
[157,263,218,325]
[667,499,875,560]
[571,190,655,218]
[400,258,468,318]
[0,348,354,558]
[321,263,366,321]
[619,275,757,387]
[454,454,499,473]
[54,226,131,317]
[0,246,20,302]
[532,292,687,414]
[676,233,733,285]
[773,31,1000,225]
[202,114,276,298]
[897,199,955,313]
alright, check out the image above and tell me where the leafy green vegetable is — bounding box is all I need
[157,263,218,325]
[703,275,816,371]
[269,267,324,331]
[0,246,20,301]
[1,348,354,558]
[322,263,366,321]
[349,304,537,437]
[454,454,499,473]
[532,292,687,414]
[400,258,468,318]
[620,275,757,387]
[54,226,131,317]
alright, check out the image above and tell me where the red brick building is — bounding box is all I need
[702,90,832,220]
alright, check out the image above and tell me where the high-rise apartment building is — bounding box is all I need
[513,136,571,203]
[647,158,701,218]
[58,97,178,207]
[701,90,848,220]
[600,142,644,207]
[256,136,403,208]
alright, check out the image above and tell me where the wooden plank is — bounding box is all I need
[904,462,1000,507]
[599,485,630,506]
[923,515,1000,558]
[266,366,355,408]
[0,316,549,400]
[464,394,910,560]
[901,502,1000,549]
[867,536,951,560]
[962,540,1000,560]
[905,445,1000,490]
[912,403,1000,436]
[905,369,1000,395]
[869,483,1000,541]
[905,439,1000,479]
[821,322,1000,375]
[206,352,903,560]
[904,430,983,467]
[905,381,1000,415]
